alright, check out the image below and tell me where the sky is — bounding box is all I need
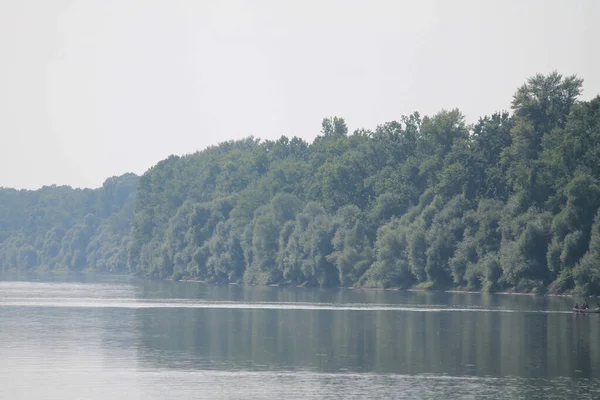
[1,0,599,190]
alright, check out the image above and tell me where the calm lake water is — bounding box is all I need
[1,275,600,399]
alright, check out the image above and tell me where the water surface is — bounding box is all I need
[0,276,599,399]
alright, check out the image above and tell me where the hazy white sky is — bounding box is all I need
[1,0,598,190]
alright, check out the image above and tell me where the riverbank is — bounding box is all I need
[1,268,590,298]
[169,276,588,298]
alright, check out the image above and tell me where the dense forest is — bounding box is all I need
[2,72,600,294]
[0,173,138,273]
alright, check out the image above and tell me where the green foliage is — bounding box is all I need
[573,209,600,294]
[3,72,600,294]
[274,202,337,287]
[512,71,583,134]
[368,220,412,288]
[328,205,373,286]
[0,174,139,274]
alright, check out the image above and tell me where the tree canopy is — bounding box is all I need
[2,72,600,294]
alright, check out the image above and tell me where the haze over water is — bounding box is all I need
[1,276,599,399]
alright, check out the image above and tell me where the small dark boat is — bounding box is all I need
[573,308,600,313]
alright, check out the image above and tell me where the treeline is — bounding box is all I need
[0,173,138,273]
[2,72,600,294]
[127,72,600,294]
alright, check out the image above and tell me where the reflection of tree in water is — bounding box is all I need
[571,315,594,377]
[132,287,600,383]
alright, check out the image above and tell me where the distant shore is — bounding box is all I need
[166,276,588,297]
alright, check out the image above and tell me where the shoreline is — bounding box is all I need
[167,277,586,297]
[1,269,589,298]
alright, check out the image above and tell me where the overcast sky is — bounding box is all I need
[1,0,598,190]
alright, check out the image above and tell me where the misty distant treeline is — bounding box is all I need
[2,72,600,294]
[0,174,138,273]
